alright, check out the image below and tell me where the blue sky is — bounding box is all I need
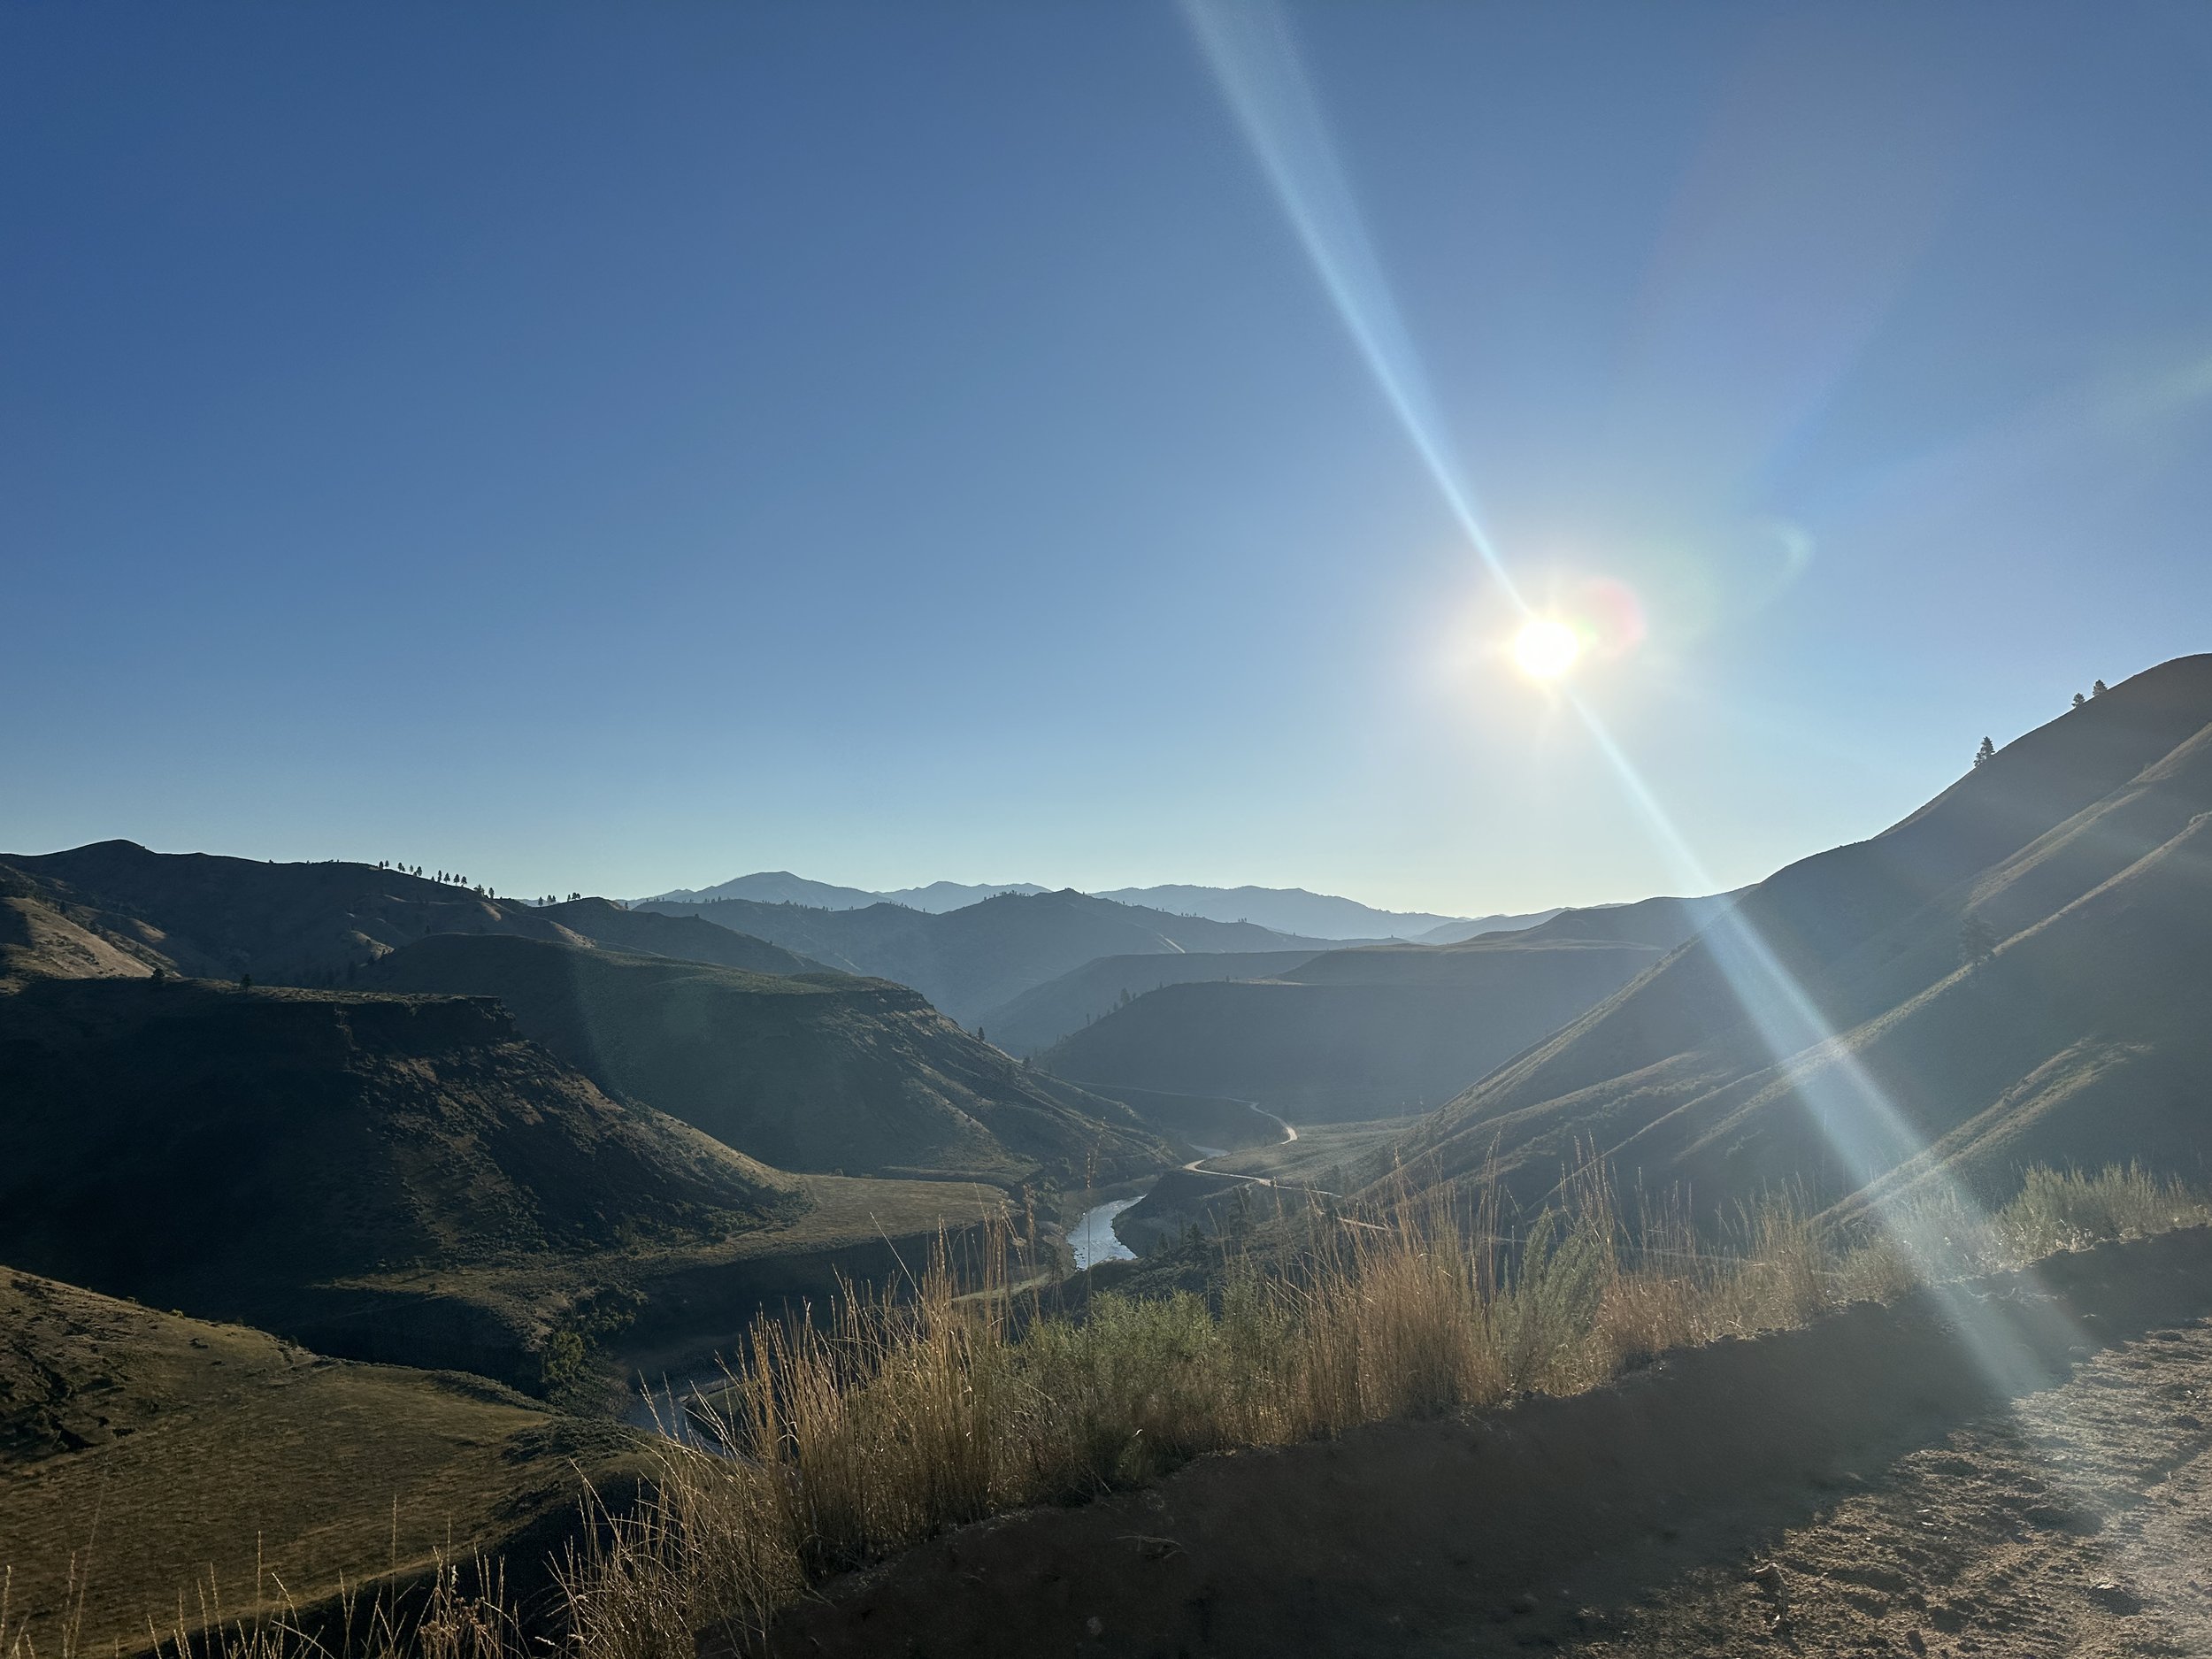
[6,3,2211,915]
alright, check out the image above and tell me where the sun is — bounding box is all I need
[1511,617,1582,680]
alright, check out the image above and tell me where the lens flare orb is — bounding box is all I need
[1511,618,1582,680]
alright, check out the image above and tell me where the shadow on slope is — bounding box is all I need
[0,977,1009,1394]
[363,933,1176,1187]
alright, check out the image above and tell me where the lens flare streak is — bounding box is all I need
[1179,0,1525,613]
[1187,0,2086,1403]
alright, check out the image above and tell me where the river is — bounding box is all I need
[1068,1101,1296,1268]
[1069,1196,1139,1267]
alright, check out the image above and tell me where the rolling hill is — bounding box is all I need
[1036,898,1726,1122]
[362,933,1174,1185]
[0,841,823,985]
[0,1266,642,1652]
[637,887,1338,1025]
[1392,653,2212,1217]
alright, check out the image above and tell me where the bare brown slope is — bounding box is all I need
[0,841,820,986]
[1401,655,2212,1210]
[0,868,158,985]
[363,933,1175,1185]
[0,1268,641,1653]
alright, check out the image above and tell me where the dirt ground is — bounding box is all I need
[765,1228,2212,1658]
[1576,1321,2212,1658]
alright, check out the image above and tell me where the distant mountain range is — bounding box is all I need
[642,872,1555,942]
[648,872,1049,912]
[634,889,1340,1027]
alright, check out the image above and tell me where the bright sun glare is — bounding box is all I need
[1511,618,1582,680]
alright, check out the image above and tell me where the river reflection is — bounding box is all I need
[1071,1197,1138,1268]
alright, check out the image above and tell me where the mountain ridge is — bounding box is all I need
[1387,652,2212,1216]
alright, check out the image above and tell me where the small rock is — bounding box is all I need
[1086,1616,1102,1637]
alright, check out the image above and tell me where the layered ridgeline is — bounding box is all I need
[1037,896,1730,1122]
[635,887,1340,1026]
[0,841,821,986]
[364,933,1174,1185]
[645,873,1546,941]
[1394,653,2212,1216]
[1090,887,1555,943]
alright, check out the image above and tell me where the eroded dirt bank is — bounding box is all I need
[765,1228,2212,1658]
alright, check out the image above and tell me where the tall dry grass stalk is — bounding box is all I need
[8,1163,2205,1659]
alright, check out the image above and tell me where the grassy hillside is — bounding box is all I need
[1395,653,2212,1215]
[363,933,1176,1186]
[1040,934,1677,1122]
[0,868,161,985]
[978,949,1327,1056]
[0,841,821,986]
[0,1267,641,1653]
[637,888,1335,1025]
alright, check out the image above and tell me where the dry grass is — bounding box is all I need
[7,1163,2206,1659]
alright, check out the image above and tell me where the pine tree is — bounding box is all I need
[1959,913,1997,969]
[1975,736,1996,767]
[2093,679,2108,695]
[2073,692,2086,709]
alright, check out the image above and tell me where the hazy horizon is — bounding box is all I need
[7,3,2210,914]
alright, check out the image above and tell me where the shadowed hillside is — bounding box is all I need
[638,887,1337,1025]
[363,933,1175,1185]
[0,841,823,985]
[0,977,812,1379]
[1395,653,2212,1214]
[979,949,1328,1056]
[1036,899,1725,1122]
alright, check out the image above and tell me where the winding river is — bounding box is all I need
[1071,1099,1298,1265]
